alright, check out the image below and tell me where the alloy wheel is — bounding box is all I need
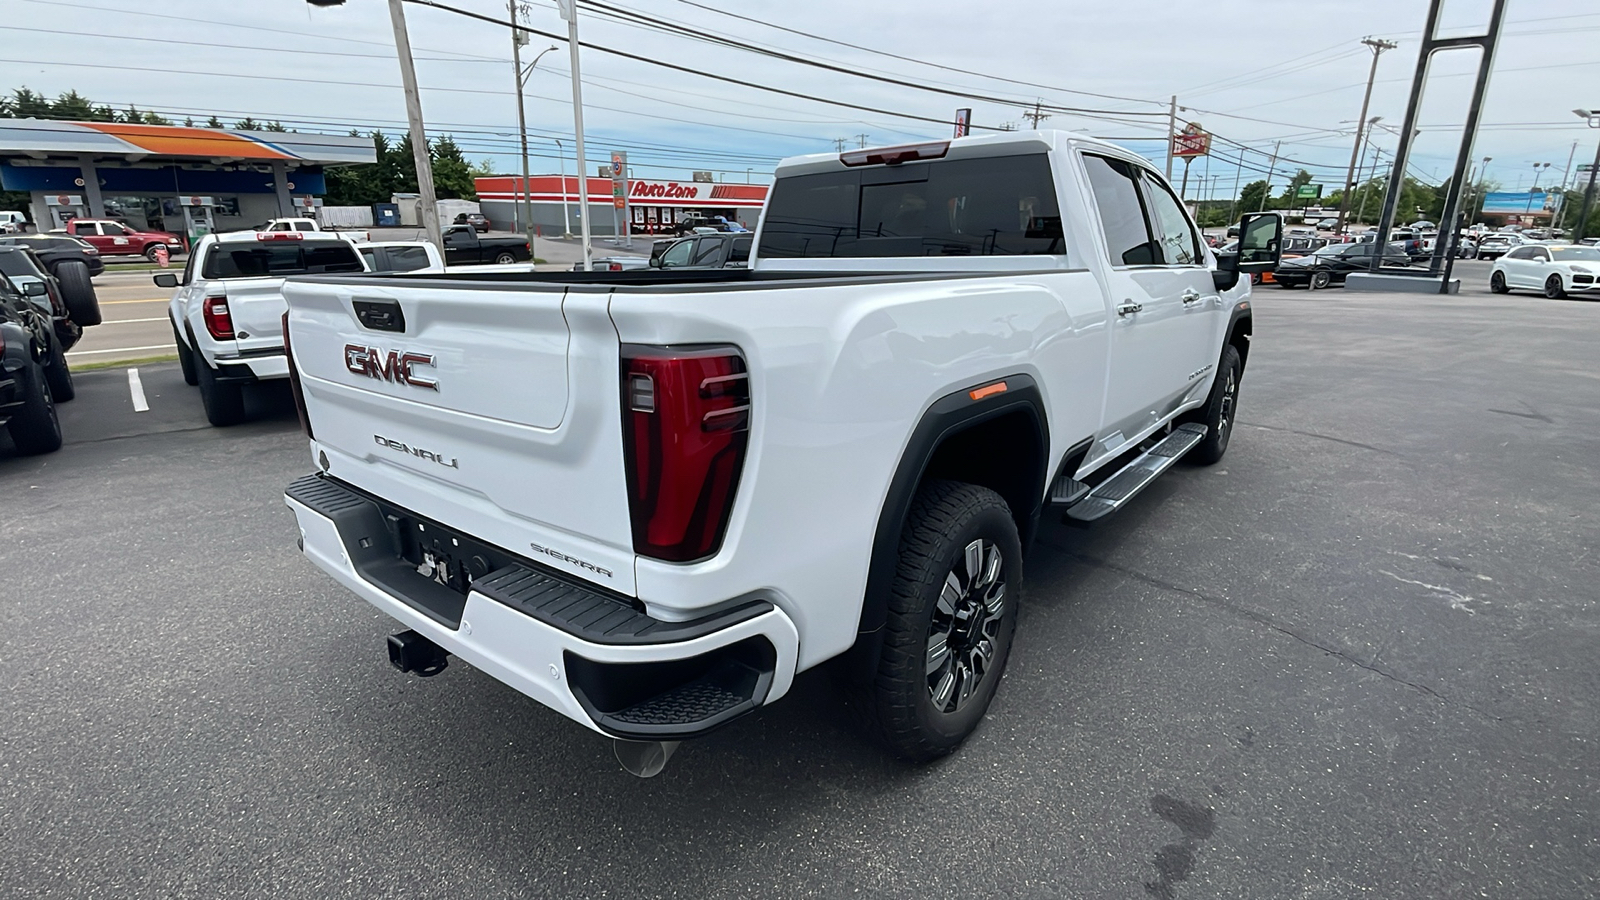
[926,539,1007,714]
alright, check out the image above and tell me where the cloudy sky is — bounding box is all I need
[4,0,1598,198]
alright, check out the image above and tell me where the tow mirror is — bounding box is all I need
[152,273,179,288]
[1236,212,1282,273]
[22,280,48,296]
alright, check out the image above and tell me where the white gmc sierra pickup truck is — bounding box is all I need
[280,130,1280,774]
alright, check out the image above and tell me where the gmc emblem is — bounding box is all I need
[344,344,439,391]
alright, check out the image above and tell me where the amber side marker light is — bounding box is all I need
[969,381,1008,401]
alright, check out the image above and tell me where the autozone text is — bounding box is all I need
[344,344,439,391]
[630,181,703,200]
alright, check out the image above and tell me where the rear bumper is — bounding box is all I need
[284,474,799,740]
[212,350,289,383]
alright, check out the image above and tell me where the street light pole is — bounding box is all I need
[509,1,557,255]
[559,0,593,270]
[553,137,571,238]
[1574,109,1600,244]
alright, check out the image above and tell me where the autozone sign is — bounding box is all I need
[631,181,706,201]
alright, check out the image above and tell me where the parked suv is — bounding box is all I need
[0,246,86,399]
[0,271,66,454]
[60,219,184,261]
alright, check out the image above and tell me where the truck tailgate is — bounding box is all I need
[283,279,639,594]
[222,277,294,356]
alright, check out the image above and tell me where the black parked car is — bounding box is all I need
[1273,241,1411,289]
[649,232,753,269]
[0,233,104,277]
[0,271,67,454]
[0,246,92,361]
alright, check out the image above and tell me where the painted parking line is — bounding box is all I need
[101,316,169,325]
[66,344,174,356]
[102,298,170,305]
[127,368,149,412]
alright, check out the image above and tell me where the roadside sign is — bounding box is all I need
[1296,184,1323,200]
[953,108,972,139]
[610,150,628,210]
[1172,122,1211,158]
[1580,163,1595,173]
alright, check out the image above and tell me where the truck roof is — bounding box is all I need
[772,129,1125,178]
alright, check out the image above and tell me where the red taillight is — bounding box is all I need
[840,140,950,167]
[203,294,234,340]
[255,232,304,241]
[608,262,623,271]
[282,311,313,440]
[621,345,750,562]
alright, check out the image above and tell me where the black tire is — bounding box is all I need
[143,243,164,262]
[494,252,518,265]
[174,321,198,386]
[1489,271,1509,293]
[1544,274,1566,300]
[1309,270,1332,290]
[1189,344,1242,466]
[194,354,246,426]
[855,480,1020,762]
[53,260,102,326]
[42,331,75,402]
[6,361,62,455]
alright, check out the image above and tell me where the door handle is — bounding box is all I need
[1181,289,1203,306]
[1116,301,1143,317]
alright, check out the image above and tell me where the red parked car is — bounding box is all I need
[59,218,184,260]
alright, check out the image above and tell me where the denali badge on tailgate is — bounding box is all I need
[344,344,439,391]
[374,434,459,469]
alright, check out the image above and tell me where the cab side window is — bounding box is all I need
[1138,173,1202,266]
[692,238,725,266]
[1531,248,1550,262]
[1082,154,1158,266]
[659,239,695,268]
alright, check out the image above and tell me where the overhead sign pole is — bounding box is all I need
[612,149,631,249]
[558,0,593,271]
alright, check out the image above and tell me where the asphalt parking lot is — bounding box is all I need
[3,286,1597,898]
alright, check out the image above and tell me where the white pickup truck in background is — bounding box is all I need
[156,230,366,426]
[259,217,370,244]
[280,130,1280,775]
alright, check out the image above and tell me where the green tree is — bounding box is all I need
[1236,179,1270,214]
[205,115,223,128]
[233,117,262,131]
[430,135,477,200]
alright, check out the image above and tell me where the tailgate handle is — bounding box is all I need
[353,299,406,333]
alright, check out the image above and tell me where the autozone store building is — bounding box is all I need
[475,175,768,235]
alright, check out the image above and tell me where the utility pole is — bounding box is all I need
[1356,147,1385,225]
[1165,95,1177,181]
[1334,37,1397,234]
[553,137,571,238]
[1553,140,1578,232]
[832,137,848,152]
[387,0,441,247]
[1574,109,1600,244]
[1022,100,1050,129]
[854,133,870,149]
[510,2,533,253]
[559,0,593,270]
[1258,140,1282,213]
[1226,145,1245,224]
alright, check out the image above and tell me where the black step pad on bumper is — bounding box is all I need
[286,474,771,644]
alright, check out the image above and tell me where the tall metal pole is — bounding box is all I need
[554,137,571,238]
[1553,140,1578,232]
[1334,38,1396,234]
[1226,146,1244,224]
[559,0,593,270]
[388,0,441,247]
[509,1,535,252]
[1575,122,1600,244]
[1257,141,1281,213]
[1164,95,1177,181]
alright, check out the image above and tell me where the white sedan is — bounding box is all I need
[1489,244,1600,299]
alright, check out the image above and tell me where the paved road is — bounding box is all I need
[4,289,1596,898]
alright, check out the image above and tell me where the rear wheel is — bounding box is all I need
[855,480,1020,762]
[494,252,517,265]
[1309,270,1332,290]
[1489,271,1509,294]
[1544,274,1567,300]
[6,361,62,455]
[42,331,75,402]
[52,260,102,326]
[194,354,246,426]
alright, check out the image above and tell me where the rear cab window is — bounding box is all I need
[758,154,1064,259]
[201,240,364,279]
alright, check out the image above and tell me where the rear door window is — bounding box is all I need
[759,153,1064,259]
[1082,154,1158,266]
[202,241,363,279]
[387,245,433,272]
[1138,172,1202,266]
[692,238,725,266]
[727,236,752,266]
